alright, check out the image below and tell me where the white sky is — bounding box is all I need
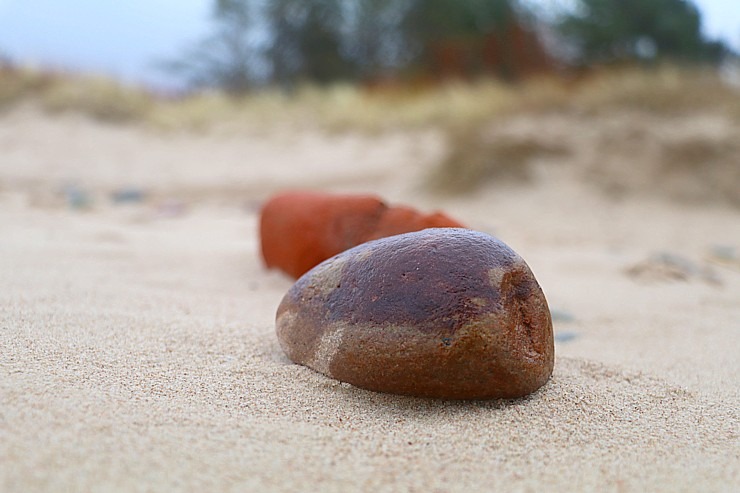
[0,0,213,88]
[0,0,737,89]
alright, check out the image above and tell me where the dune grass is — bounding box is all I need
[2,62,738,130]
[2,62,739,205]
[0,66,153,122]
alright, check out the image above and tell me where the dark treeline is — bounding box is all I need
[167,0,732,94]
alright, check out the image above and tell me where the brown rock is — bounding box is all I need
[276,228,554,400]
[259,191,465,279]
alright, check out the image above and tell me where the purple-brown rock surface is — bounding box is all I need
[276,228,554,399]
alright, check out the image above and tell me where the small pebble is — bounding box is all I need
[276,228,554,400]
[62,184,91,210]
[554,332,579,343]
[709,245,736,261]
[111,187,146,204]
[707,245,740,271]
[550,309,575,323]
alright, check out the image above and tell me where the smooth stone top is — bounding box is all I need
[276,228,554,400]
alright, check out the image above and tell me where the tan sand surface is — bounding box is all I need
[1,106,738,491]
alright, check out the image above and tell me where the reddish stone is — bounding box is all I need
[259,191,465,278]
[259,191,385,279]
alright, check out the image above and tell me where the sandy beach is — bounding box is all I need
[1,104,738,491]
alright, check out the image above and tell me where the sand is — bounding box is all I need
[1,105,738,492]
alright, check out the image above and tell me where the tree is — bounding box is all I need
[343,0,416,78]
[403,0,517,40]
[558,0,729,65]
[266,0,352,86]
[163,0,263,94]
[165,0,540,91]
[401,0,548,80]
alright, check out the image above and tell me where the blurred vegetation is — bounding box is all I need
[1,0,733,105]
[161,0,260,94]
[429,66,740,195]
[3,61,738,130]
[165,0,546,92]
[1,62,738,207]
[163,0,733,93]
[0,65,154,123]
[0,0,738,206]
[558,0,729,65]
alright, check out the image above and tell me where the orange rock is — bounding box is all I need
[259,191,466,278]
[259,191,385,279]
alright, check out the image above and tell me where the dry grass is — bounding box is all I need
[0,66,55,109]
[0,66,154,122]
[429,127,569,192]
[0,65,520,131]
[2,62,739,206]
[427,65,740,203]
[2,63,738,129]
[41,76,155,122]
[569,66,740,116]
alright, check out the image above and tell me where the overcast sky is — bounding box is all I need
[0,0,737,89]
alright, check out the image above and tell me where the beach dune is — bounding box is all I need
[1,105,738,491]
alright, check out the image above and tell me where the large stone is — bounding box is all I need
[259,191,464,278]
[276,228,554,399]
